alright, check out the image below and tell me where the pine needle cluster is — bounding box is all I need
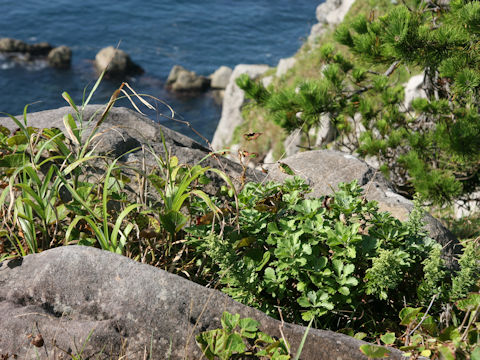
[238,0,480,205]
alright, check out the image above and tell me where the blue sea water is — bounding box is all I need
[0,1,318,142]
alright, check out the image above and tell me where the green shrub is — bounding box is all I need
[188,178,478,333]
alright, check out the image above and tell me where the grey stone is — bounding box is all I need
[262,75,274,87]
[265,150,460,267]
[209,65,232,89]
[47,46,72,69]
[284,128,302,157]
[404,73,427,110]
[95,46,143,78]
[0,246,404,359]
[315,114,336,147]
[211,64,270,150]
[309,0,356,43]
[166,65,210,92]
[276,57,297,78]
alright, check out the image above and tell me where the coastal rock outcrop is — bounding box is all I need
[0,245,404,360]
[211,64,270,150]
[0,37,72,68]
[276,57,297,77]
[0,38,52,55]
[95,46,143,78]
[404,73,427,110]
[209,65,232,89]
[47,45,72,68]
[309,0,357,43]
[166,65,210,92]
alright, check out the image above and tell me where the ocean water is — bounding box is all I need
[0,1,318,142]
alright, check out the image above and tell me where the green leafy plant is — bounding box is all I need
[189,177,477,333]
[360,292,480,359]
[196,311,290,360]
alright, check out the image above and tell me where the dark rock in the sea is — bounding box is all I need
[27,41,53,56]
[209,65,232,89]
[94,46,144,78]
[266,150,460,268]
[47,45,72,68]
[0,37,29,53]
[0,38,72,69]
[0,38,52,56]
[0,246,404,359]
[166,65,210,92]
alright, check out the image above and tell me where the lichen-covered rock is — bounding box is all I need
[47,45,72,68]
[95,46,143,78]
[0,246,404,359]
[166,65,210,92]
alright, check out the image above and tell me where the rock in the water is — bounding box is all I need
[0,246,404,359]
[209,65,232,89]
[166,65,210,92]
[0,38,53,57]
[95,46,143,78]
[211,64,270,150]
[0,37,27,52]
[266,150,460,268]
[47,46,72,68]
[27,42,53,56]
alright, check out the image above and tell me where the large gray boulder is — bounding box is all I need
[211,64,270,150]
[0,246,404,359]
[166,65,210,92]
[95,46,143,78]
[266,150,460,267]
